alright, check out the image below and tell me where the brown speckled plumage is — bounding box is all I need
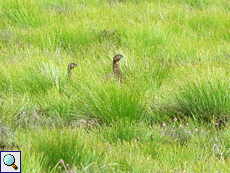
[113,54,123,84]
[67,62,78,78]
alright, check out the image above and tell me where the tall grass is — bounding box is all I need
[155,64,230,123]
[18,128,104,170]
[67,78,147,124]
[15,123,230,172]
[1,0,230,172]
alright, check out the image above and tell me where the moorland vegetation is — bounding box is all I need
[1,0,230,172]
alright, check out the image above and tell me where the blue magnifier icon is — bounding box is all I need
[3,154,18,170]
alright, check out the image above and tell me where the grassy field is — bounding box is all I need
[1,0,230,172]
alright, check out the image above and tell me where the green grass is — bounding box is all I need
[155,64,230,123]
[1,0,230,172]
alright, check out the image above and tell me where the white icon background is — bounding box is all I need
[1,151,21,172]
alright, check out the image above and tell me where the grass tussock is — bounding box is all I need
[155,64,230,123]
[67,78,147,124]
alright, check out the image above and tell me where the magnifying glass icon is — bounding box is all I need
[3,154,18,170]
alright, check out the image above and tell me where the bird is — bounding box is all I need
[112,54,124,84]
[67,62,78,78]
[103,54,124,84]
